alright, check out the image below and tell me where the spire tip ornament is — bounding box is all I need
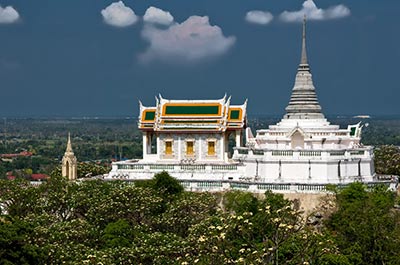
[66,132,73,153]
[301,15,308,65]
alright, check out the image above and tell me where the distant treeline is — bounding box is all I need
[0,117,399,178]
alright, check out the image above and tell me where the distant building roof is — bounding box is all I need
[0,151,33,158]
[30,174,49,180]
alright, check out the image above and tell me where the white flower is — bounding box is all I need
[198,235,206,242]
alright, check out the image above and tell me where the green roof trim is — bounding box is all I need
[350,127,356,136]
[144,111,155,121]
[164,120,219,124]
[159,128,219,130]
[230,110,240,120]
[165,105,220,115]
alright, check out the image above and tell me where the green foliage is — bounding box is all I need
[0,217,43,265]
[327,182,400,265]
[51,162,110,179]
[77,162,110,178]
[152,171,184,197]
[0,179,42,217]
[183,191,348,265]
[160,192,217,237]
[135,171,184,199]
[0,177,399,264]
[374,145,400,175]
[224,190,259,214]
[87,184,163,228]
[102,219,134,248]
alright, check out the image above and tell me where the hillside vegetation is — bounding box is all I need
[0,172,399,265]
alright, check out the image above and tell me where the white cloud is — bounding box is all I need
[101,1,138,27]
[0,5,20,24]
[143,6,174,26]
[140,16,236,64]
[245,10,273,25]
[280,0,350,22]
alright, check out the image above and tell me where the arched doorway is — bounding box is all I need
[291,130,304,149]
[66,160,70,178]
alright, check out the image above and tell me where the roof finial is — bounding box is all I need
[66,132,73,153]
[301,15,308,65]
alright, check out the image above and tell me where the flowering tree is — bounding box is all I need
[0,175,399,264]
[374,145,400,176]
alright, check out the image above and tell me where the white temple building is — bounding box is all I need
[107,19,395,193]
[108,94,248,182]
[234,17,374,185]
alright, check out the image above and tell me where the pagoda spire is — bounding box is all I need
[301,15,308,65]
[283,17,324,120]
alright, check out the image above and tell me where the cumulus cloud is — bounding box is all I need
[245,10,273,25]
[280,0,350,22]
[143,6,174,26]
[101,1,138,27]
[0,5,20,24]
[140,16,236,64]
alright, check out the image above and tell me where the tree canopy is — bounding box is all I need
[0,173,399,264]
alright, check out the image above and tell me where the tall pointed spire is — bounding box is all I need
[283,17,324,120]
[62,132,77,180]
[66,132,73,153]
[301,15,308,65]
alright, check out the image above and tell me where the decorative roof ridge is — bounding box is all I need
[158,94,228,104]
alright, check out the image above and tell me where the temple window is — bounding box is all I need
[186,141,194,156]
[207,141,216,156]
[165,140,173,155]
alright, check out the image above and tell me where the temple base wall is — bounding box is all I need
[242,159,374,184]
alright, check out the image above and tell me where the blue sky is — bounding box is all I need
[0,0,399,117]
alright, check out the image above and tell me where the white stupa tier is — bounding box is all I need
[106,18,391,193]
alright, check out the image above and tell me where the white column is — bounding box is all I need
[235,130,242,147]
[156,135,160,160]
[178,136,182,161]
[220,135,224,161]
[198,137,202,161]
[224,134,229,161]
[142,133,148,159]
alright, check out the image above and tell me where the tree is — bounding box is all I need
[102,219,134,248]
[86,184,163,228]
[182,191,346,265]
[0,179,42,218]
[223,190,259,215]
[152,171,184,197]
[160,192,217,237]
[327,182,400,264]
[374,145,400,175]
[0,217,43,265]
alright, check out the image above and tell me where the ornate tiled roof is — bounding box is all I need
[139,95,247,132]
